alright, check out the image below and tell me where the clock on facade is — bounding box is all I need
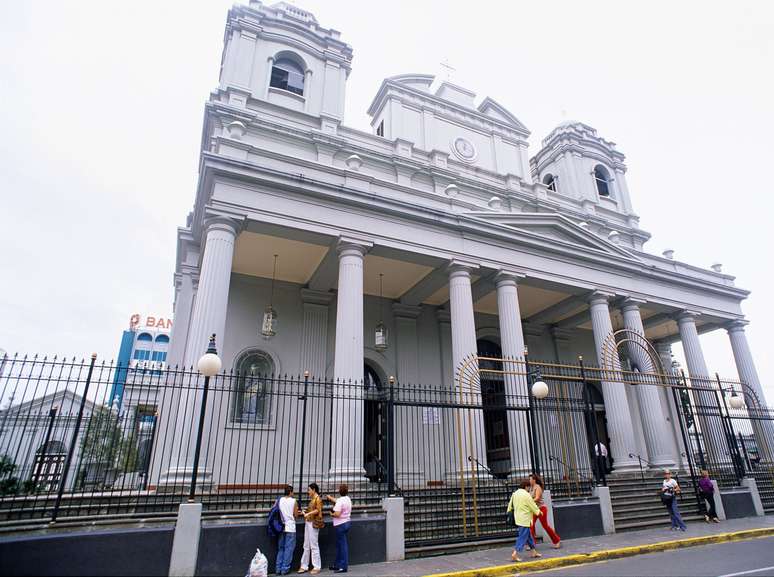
[452,137,477,161]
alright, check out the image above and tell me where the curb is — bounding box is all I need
[424,527,774,577]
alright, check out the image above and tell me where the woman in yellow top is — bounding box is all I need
[507,479,542,562]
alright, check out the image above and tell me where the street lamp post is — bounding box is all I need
[189,334,221,502]
[524,348,548,476]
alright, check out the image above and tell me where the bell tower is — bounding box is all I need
[217,1,352,125]
[531,121,635,217]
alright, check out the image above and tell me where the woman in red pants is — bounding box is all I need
[529,473,561,549]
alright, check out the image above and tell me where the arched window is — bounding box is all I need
[134,333,153,361]
[594,165,611,197]
[233,350,275,424]
[152,334,169,363]
[543,173,557,192]
[270,57,305,96]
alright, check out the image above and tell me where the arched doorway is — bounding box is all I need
[477,339,511,477]
[363,363,387,482]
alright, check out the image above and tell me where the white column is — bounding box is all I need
[588,292,639,470]
[167,271,196,368]
[654,341,688,469]
[160,218,239,487]
[303,69,313,113]
[393,304,425,487]
[620,299,674,467]
[329,239,370,481]
[264,56,274,98]
[494,272,531,474]
[299,289,333,481]
[675,311,726,463]
[727,320,774,462]
[448,262,487,474]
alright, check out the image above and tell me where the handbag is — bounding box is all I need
[312,518,325,529]
[505,511,514,526]
[660,493,674,506]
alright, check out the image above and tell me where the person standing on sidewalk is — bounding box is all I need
[529,473,561,549]
[276,485,301,575]
[698,470,720,523]
[661,469,686,531]
[507,479,542,562]
[298,482,324,574]
[326,484,352,573]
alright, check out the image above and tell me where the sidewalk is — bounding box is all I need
[347,515,774,577]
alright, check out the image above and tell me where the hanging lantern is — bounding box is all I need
[261,255,279,340]
[261,304,277,339]
[375,320,389,351]
[374,274,389,351]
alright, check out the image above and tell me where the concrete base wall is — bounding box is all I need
[0,527,174,577]
[553,499,605,540]
[721,489,758,519]
[197,516,387,577]
[0,516,386,577]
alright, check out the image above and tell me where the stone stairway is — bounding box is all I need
[608,471,705,531]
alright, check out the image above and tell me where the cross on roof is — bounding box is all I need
[440,58,456,81]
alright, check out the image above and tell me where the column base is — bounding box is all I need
[158,467,214,493]
[326,466,368,488]
[395,471,426,490]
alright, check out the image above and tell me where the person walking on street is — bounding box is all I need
[698,470,720,523]
[507,479,542,562]
[326,484,352,573]
[529,473,561,549]
[661,469,687,531]
[298,482,324,574]
[276,485,300,575]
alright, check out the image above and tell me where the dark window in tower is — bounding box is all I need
[594,165,611,197]
[376,120,384,137]
[542,173,557,192]
[270,58,305,96]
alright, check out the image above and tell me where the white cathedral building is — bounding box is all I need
[161,1,767,486]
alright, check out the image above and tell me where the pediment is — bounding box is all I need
[477,97,529,134]
[463,212,641,261]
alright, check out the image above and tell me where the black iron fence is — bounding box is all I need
[0,351,771,543]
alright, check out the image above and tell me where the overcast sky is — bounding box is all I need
[0,0,772,400]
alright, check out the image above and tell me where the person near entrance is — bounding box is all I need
[326,484,352,573]
[507,479,542,562]
[698,470,720,523]
[276,485,301,575]
[298,482,324,574]
[661,469,686,531]
[528,473,561,549]
[594,441,609,479]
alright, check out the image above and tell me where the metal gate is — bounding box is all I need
[396,353,597,548]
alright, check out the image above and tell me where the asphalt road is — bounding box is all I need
[528,536,774,577]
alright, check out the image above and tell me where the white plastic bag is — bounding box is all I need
[245,548,268,577]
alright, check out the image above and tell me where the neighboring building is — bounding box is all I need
[0,389,97,492]
[108,313,172,407]
[160,1,768,486]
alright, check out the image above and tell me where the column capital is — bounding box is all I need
[300,288,334,306]
[619,297,647,313]
[494,269,526,288]
[588,290,616,306]
[203,215,243,237]
[674,310,701,324]
[447,259,479,276]
[336,236,372,256]
[725,318,749,334]
[392,303,422,320]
